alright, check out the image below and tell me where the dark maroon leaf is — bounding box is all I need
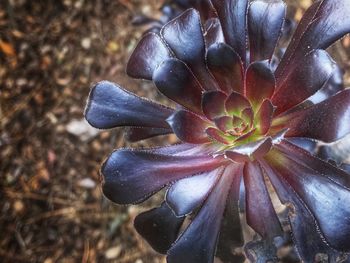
[202,91,227,120]
[134,202,185,254]
[261,160,345,262]
[245,61,275,109]
[101,147,226,205]
[211,0,249,64]
[216,166,245,263]
[167,164,240,263]
[204,18,225,47]
[167,110,212,144]
[153,58,203,114]
[214,116,234,132]
[126,33,172,80]
[225,91,252,116]
[265,147,350,251]
[248,0,286,62]
[255,99,275,135]
[276,0,350,82]
[275,140,350,187]
[125,127,172,142]
[243,161,283,239]
[166,168,223,216]
[308,64,344,104]
[85,81,173,129]
[205,127,232,144]
[207,43,244,94]
[272,50,336,115]
[186,0,217,21]
[161,9,219,91]
[285,137,318,155]
[274,89,350,142]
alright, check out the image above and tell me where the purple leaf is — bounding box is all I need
[101,147,226,204]
[211,0,249,64]
[272,50,336,115]
[85,81,173,129]
[243,161,283,239]
[265,147,350,251]
[167,110,211,144]
[166,168,223,216]
[134,202,185,254]
[261,160,344,262]
[204,18,225,47]
[275,140,350,187]
[276,0,350,82]
[216,166,245,262]
[167,164,240,263]
[161,9,219,91]
[225,91,252,116]
[274,89,350,142]
[207,43,244,94]
[153,58,203,114]
[214,116,234,132]
[245,61,275,109]
[124,127,172,142]
[202,91,228,120]
[127,33,172,80]
[248,0,286,62]
[206,127,233,144]
[226,137,272,162]
[255,99,275,135]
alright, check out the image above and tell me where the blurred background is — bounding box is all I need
[1,0,349,262]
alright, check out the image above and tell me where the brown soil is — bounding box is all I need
[0,0,349,263]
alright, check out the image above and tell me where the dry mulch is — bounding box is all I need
[0,0,349,263]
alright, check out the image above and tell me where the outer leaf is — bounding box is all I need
[167,110,211,144]
[211,0,249,64]
[134,202,185,254]
[260,160,342,263]
[216,167,245,263]
[167,164,239,263]
[166,168,223,216]
[265,147,350,251]
[276,0,350,82]
[207,43,244,94]
[244,161,283,239]
[176,0,217,20]
[248,0,286,62]
[85,81,173,129]
[273,89,350,143]
[272,50,336,115]
[126,33,172,80]
[308,64,344,104]
[275,139,350,187]
[204,18,225,47]
[153,58,203,114]
[101,147,226,204]
[124,127,172,142]
[161,9,219,91]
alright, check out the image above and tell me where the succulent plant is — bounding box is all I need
[85,0,350,262]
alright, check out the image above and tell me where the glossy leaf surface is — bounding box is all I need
[85,81,173,129]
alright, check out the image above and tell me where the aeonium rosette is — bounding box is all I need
[85,0,350,262]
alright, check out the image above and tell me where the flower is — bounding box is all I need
[85,0,350,262]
